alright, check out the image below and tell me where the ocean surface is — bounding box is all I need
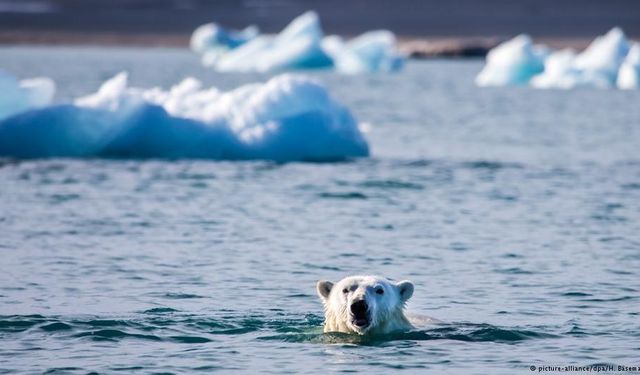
[1,46,639,374]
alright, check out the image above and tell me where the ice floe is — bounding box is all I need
[190,23,258,54]
[192,11,404,74]
[0,73,369,161]
[477,27,639,89]
[475,34,547,87]
[617,43,640,90]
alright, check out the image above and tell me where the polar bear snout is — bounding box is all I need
[350,299,368,315]
[350,299,370,328]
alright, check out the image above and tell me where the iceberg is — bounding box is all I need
[194,11,405,74]
[323,31,404,74]
[0,69,55,120]
[572,27,630,86]
[190,22,259,68]
[475,35,546,87]
[0,73,369,161]
[190,23,258,54]
[530,49,579,89]
[529,49,612,89]
[478,27,637,89]
[617,43,640,89]
[213,11,333,73]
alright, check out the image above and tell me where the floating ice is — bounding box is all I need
[212,11,333,73]
[528,49,615,89]
[192,23,259,68]
[475,35,546,87]
[0,73,369,161]
[0,69,55,120]
[323,31,404,74]
[572,27,630,85]
[478,27,637,89]
[194,11,404,74]
[617,43,640,90]
[530,49,579,89]
[190,23,258,54]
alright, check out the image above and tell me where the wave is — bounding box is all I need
[260,322,557,345]
[0,313,556,345]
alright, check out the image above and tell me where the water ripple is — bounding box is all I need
[0,314,559,347]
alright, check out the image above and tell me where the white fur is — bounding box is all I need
[316,275,414,335]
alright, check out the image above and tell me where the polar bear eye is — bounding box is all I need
[342,288,349,294]
[375,287,384,295]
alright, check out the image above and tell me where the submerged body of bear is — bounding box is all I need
[316,275,415,335]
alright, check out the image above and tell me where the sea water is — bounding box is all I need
[0,46,639,374]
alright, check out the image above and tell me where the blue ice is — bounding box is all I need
[0,73,369,161]
[477,27,637,89]
[192,11,405,74]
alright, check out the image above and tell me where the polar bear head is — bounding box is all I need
[316,275,414,335]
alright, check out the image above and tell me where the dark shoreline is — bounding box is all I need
[0,30,600,58]
[0,0,637,57]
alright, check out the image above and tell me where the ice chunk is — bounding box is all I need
[213,11,333,73]
[478,27,634,89]
[195,11,403,74]
[211,36,272,72]
[530,48,614,89]
[324,31,405,74]
[74,72,140,110]
[617,43,640,90]
[0,73,369,161]
[190,23,258,54]
[530,27,631,89]
[0,69,55,120]
[573,27,630,85]
[528,49,615,89]
[274,10,323,44]
[475,35,546,86]
[530,49,578,89]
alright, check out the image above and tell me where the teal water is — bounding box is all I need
[1,47,639,374]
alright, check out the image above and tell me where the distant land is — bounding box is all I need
[1,0,639,56]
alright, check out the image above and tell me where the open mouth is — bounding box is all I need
[352,317,370,328]
[350,300,370,329]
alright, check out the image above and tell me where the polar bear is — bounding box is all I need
[316,275,415,335]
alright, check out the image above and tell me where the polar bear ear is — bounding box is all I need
[316,280,334,301]
[396,280,414,302]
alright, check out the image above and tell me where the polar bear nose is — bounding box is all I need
[350,300,368,316]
